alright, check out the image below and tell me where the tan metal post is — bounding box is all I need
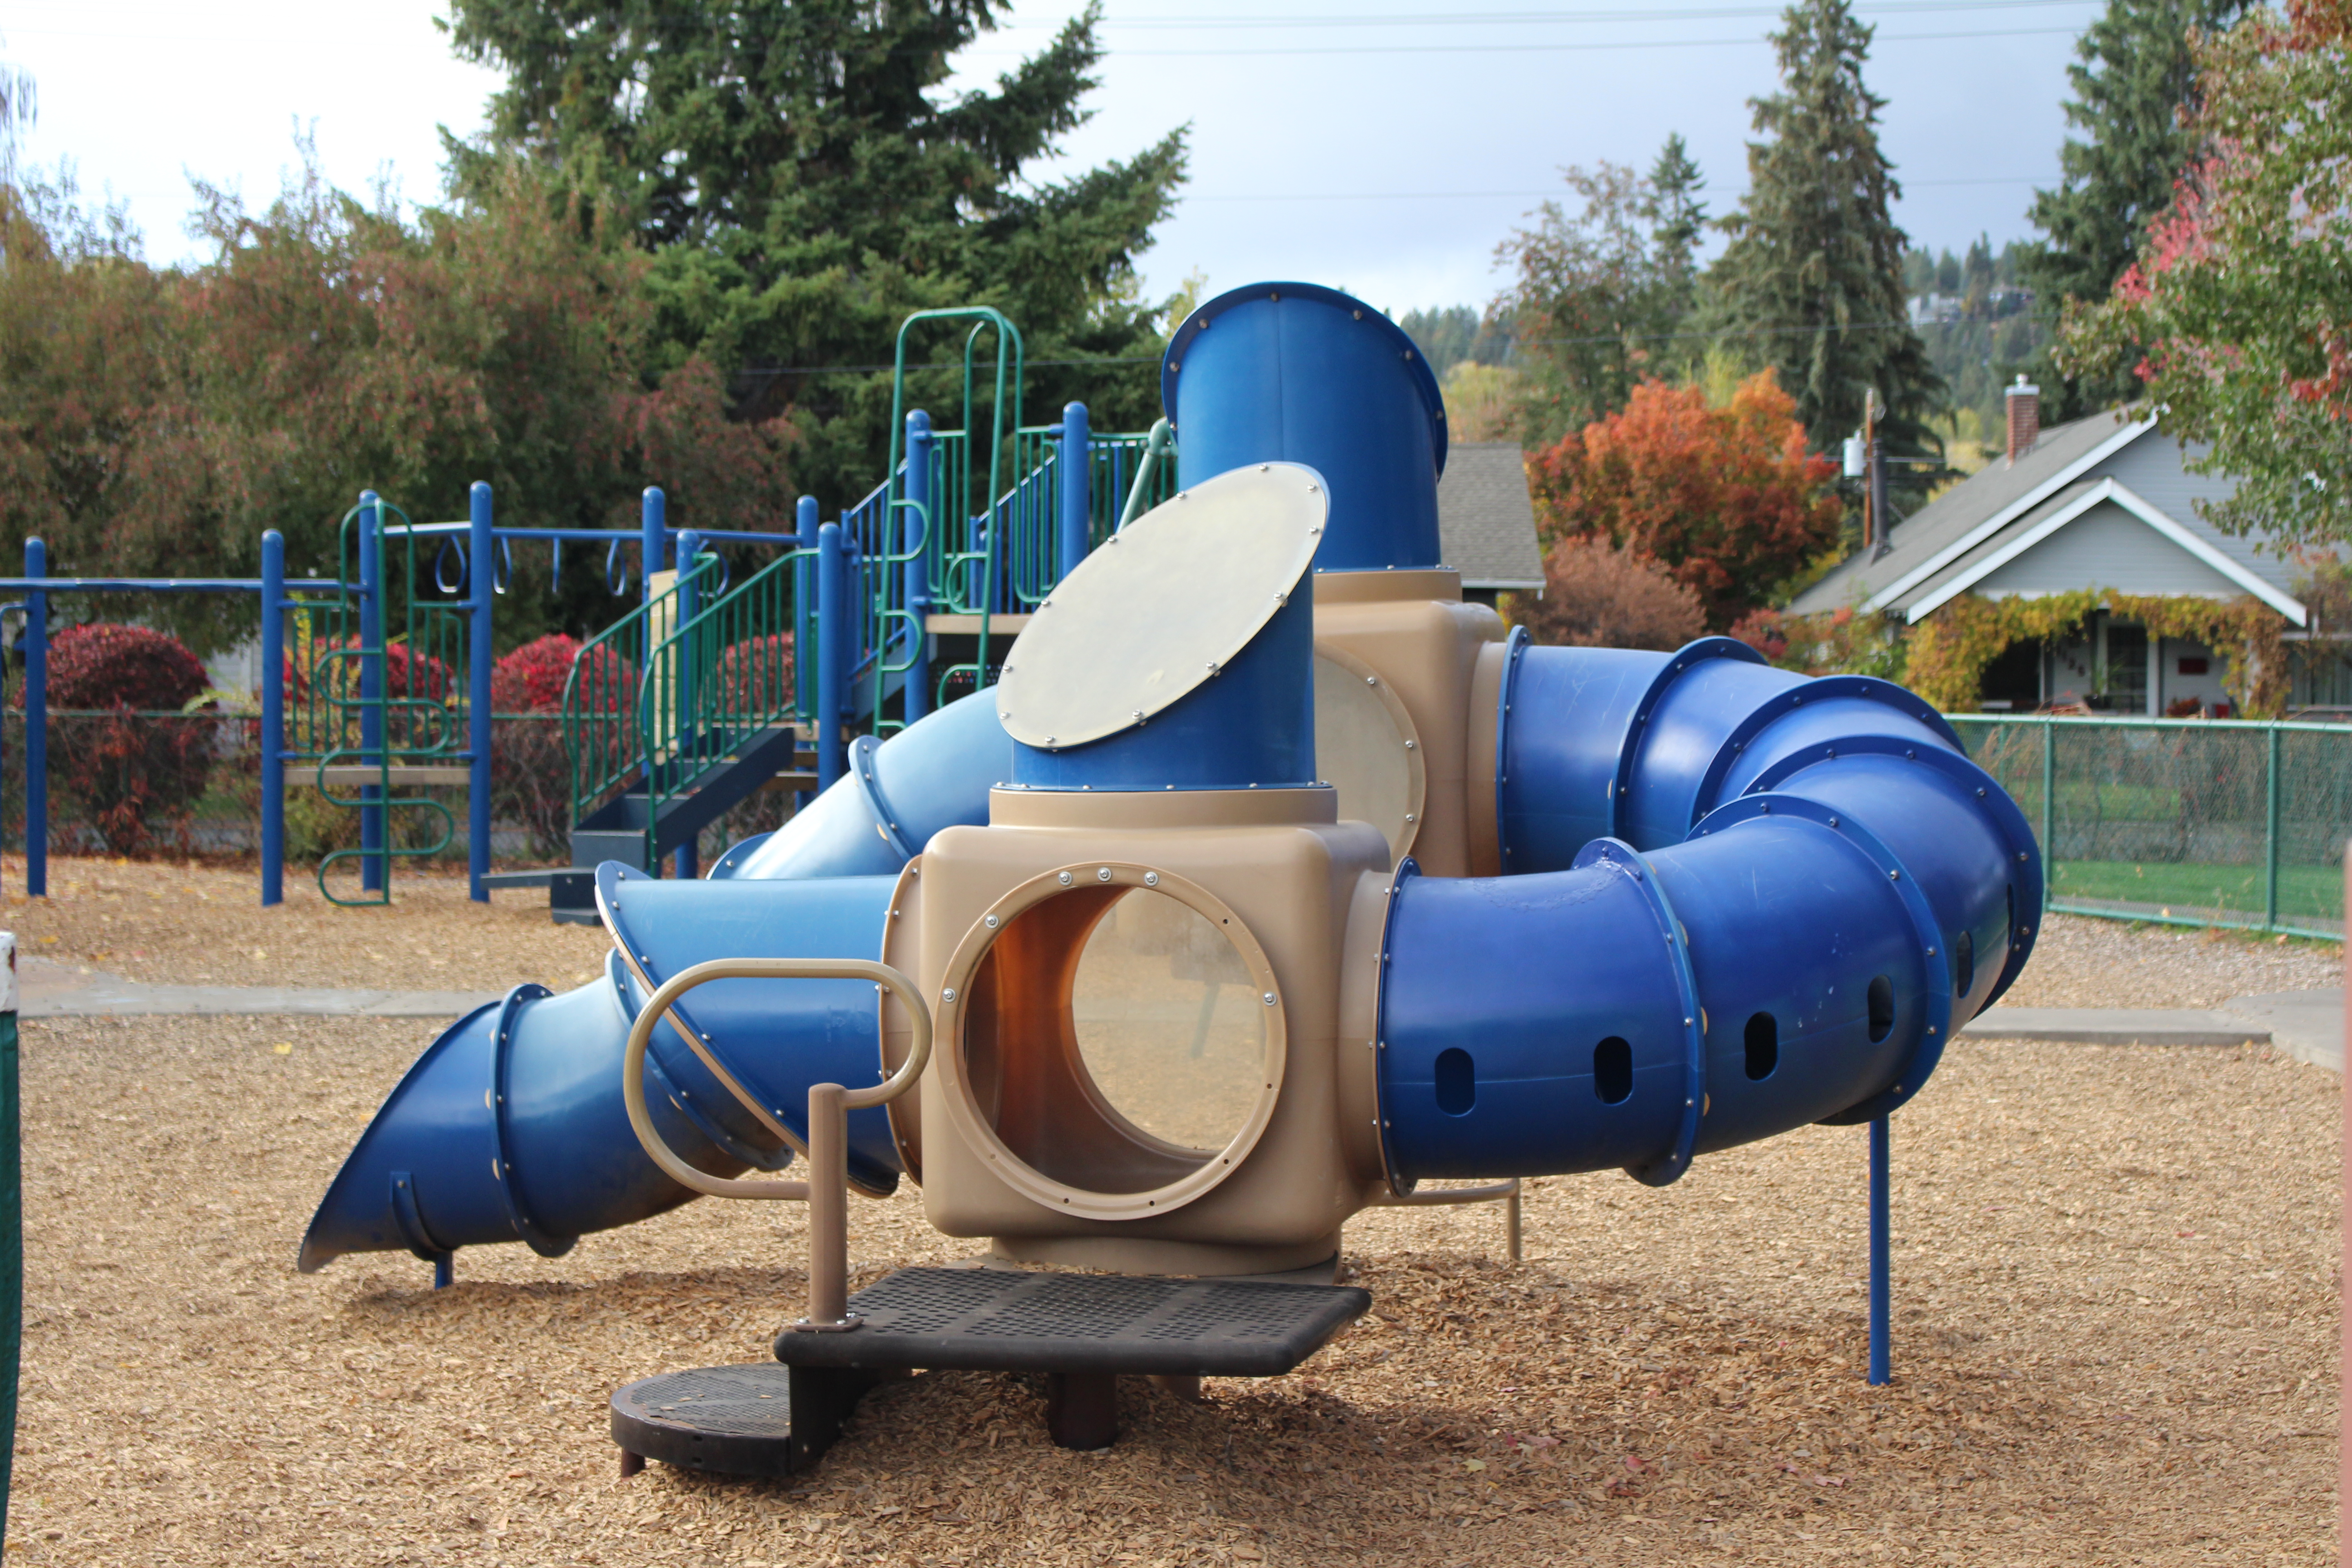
[806,1083,852,1328]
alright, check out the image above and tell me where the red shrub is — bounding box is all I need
[32,622,216,855]
[491,633,636,715]
[711,633,797,716]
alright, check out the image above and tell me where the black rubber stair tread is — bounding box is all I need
[770,1266,1372,1378]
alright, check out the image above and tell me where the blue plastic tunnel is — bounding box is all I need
[1369,632,2040,1190]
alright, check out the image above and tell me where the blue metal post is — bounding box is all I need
[903,413,934,725]
[672,527,701,880]
[641,488,666,606]
[1868,1115,1891,1386]
[357,492,386,894]
[20,540,43,899]
[817,521,846,792]
[260,531,285,907]
[467,483,494,902]
[1058,401,1091,585]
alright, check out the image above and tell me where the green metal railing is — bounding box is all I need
[638,548,809,862]
[289,500,476,903]
[564,553,728,832]
[1950,714,2352,940]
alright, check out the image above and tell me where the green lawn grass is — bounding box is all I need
[2049,858,2344,923]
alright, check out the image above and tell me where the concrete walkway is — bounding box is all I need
[1964,988,2343,1073]
[16,957,501,1021]
[15,959,2344,1073]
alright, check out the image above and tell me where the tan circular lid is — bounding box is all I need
[995,462,1326,750]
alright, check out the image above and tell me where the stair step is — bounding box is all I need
[769,1266,1370,1377]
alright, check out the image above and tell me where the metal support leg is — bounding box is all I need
[432,1253,453,1290]
[1046,1372,1118,1451]
[1868,1115,1891,1386]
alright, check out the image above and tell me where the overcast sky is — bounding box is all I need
[6,0,2098,315]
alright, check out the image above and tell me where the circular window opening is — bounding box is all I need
[958,880,1277,1205]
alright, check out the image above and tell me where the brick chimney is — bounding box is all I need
[2005,374,2040,466]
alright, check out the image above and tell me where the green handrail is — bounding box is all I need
[563,554,728,835]
[635,548,808,865]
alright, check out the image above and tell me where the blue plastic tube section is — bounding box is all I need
[1162,283,1446,574]
[297,875,902,1273]
[1008,589,1316,792]
[1489,632,2041,1019]
[723,688,1014,880]
[1376,635,2040,1187]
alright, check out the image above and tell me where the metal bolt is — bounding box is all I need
[1262,993,1277,1006]
[2018,851,2029,862]
[984,914,1000,929]
[1058,871,1073,886]
[1177,491,1188,502]
[1365,675,1377,686]
[1404,740,1416,750]
[1144,872,1159,887]
[1828,816,1840,828]
[1206,661,1220,673]
[1404,813,1416,823]
[1888,869,1901,881]
[1259,464,1269,472]
[1096,867,1113,882]
[1306,483,1318,493]
[941,987,957,1003]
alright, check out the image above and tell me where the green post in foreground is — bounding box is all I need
[0,932,20,1546]
[2263,725,2282,932]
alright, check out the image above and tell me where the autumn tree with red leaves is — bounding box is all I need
[1526,369,1842,629]
[2058,0,2352,542]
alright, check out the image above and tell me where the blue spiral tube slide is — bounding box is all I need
[296,694,1007,1274]
[1369,631,2039,1190]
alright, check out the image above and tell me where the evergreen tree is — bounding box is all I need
[439,0,1187,511]
[2020,0,2246,416]
[1707,0,1942,461]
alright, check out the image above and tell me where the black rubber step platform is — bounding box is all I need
[612,1268,1372,1474]
[769,1266,1373,1378]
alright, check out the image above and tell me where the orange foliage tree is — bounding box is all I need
[1526,369,1842,629]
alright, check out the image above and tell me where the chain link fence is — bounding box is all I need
[0,712,795,888]
[1950,715,2352,940]
[8,710,2345,937]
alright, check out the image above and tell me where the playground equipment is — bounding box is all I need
[301,281,2040,1465]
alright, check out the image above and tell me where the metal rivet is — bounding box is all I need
[942,987,957,1003]
[1259,464,1269,472]
[1143,872,1159,887]
[1097,867,1113,882]
[1365,675,1377,686]
[1889,869,1901,880]
[1404,740,1416,750]
[1404,813,1416,823]
[1058,871,1073,886]
[2017,852,2029,862]
[1262,993,1277,1006]
[1828,816,1840,828]
[985,914,1000,929]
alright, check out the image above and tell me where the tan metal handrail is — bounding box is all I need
[1373,1177,1523,1261]
[621,956,934,1329]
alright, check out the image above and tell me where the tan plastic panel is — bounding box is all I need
[915,813,1389,1276]
[994,463,1325,749]
[1312,581,1504,878]
[1311,643,1424,865]
[1465,640,1509,877]
[879,857,926,1181]
[990,784,1337,831]
[931,863,1288,1222]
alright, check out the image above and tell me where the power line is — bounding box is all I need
[1191,176,2056,200]
[1085,25,2082,54]
[1099,0,2097,24]
[729,314,2044,381]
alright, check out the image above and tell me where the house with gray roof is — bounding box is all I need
[1436,442,1545,607]
[1791,381,2328,715]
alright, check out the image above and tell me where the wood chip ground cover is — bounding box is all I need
[0,864,2336,1563]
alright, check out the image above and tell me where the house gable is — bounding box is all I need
[1970,501,2247,600]
[1906,478,2308,624]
